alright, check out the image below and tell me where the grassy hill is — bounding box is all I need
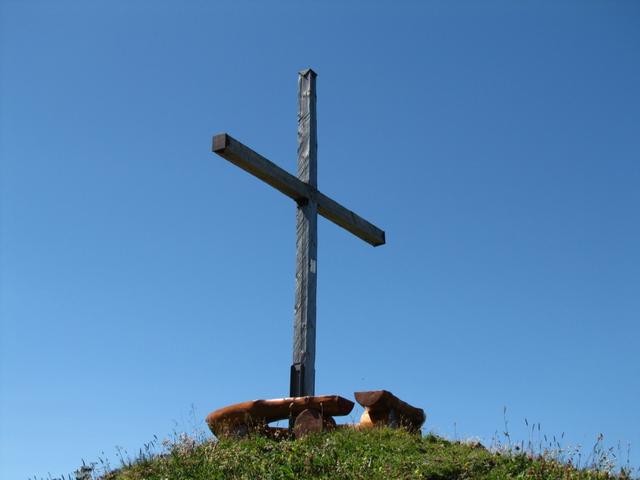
[98,428,632,480]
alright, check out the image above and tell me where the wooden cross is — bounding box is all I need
[212,69,385,397]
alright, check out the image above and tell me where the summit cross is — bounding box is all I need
[212,69,385,398]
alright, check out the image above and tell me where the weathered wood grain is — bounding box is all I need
[212,133,385,247]
[317,192,386,246]
[292,69,318,397]
[212,133,310,202]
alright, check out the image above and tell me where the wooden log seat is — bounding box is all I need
[292,408,339,439]
[206,395,354,438]
[355,390,426,432]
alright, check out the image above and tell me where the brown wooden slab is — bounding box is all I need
[354,390,425,431]
[206,395,354,438]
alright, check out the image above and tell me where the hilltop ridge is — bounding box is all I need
[99,428,632,480]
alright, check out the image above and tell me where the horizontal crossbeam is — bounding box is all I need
[213,133,386,247]
[213,133,309,201]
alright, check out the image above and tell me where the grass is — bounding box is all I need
[89,427,634,480]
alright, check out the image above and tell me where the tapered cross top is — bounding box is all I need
[213,69,385,397]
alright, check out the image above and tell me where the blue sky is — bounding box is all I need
[1,1,639,478]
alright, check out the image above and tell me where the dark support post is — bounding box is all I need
[291,69,318,398]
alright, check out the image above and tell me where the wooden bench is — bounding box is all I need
[355,390,425,432]
[206,390,425,439]
[206,395,354,439]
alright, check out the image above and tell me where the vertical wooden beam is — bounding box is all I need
[291,69,318,397]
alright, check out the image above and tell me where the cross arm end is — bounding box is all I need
[317,192,386,247]
[212,133,230,153]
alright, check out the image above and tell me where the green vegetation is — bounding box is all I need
[99,428,632,480]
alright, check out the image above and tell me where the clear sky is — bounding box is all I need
[1,1,639,478]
